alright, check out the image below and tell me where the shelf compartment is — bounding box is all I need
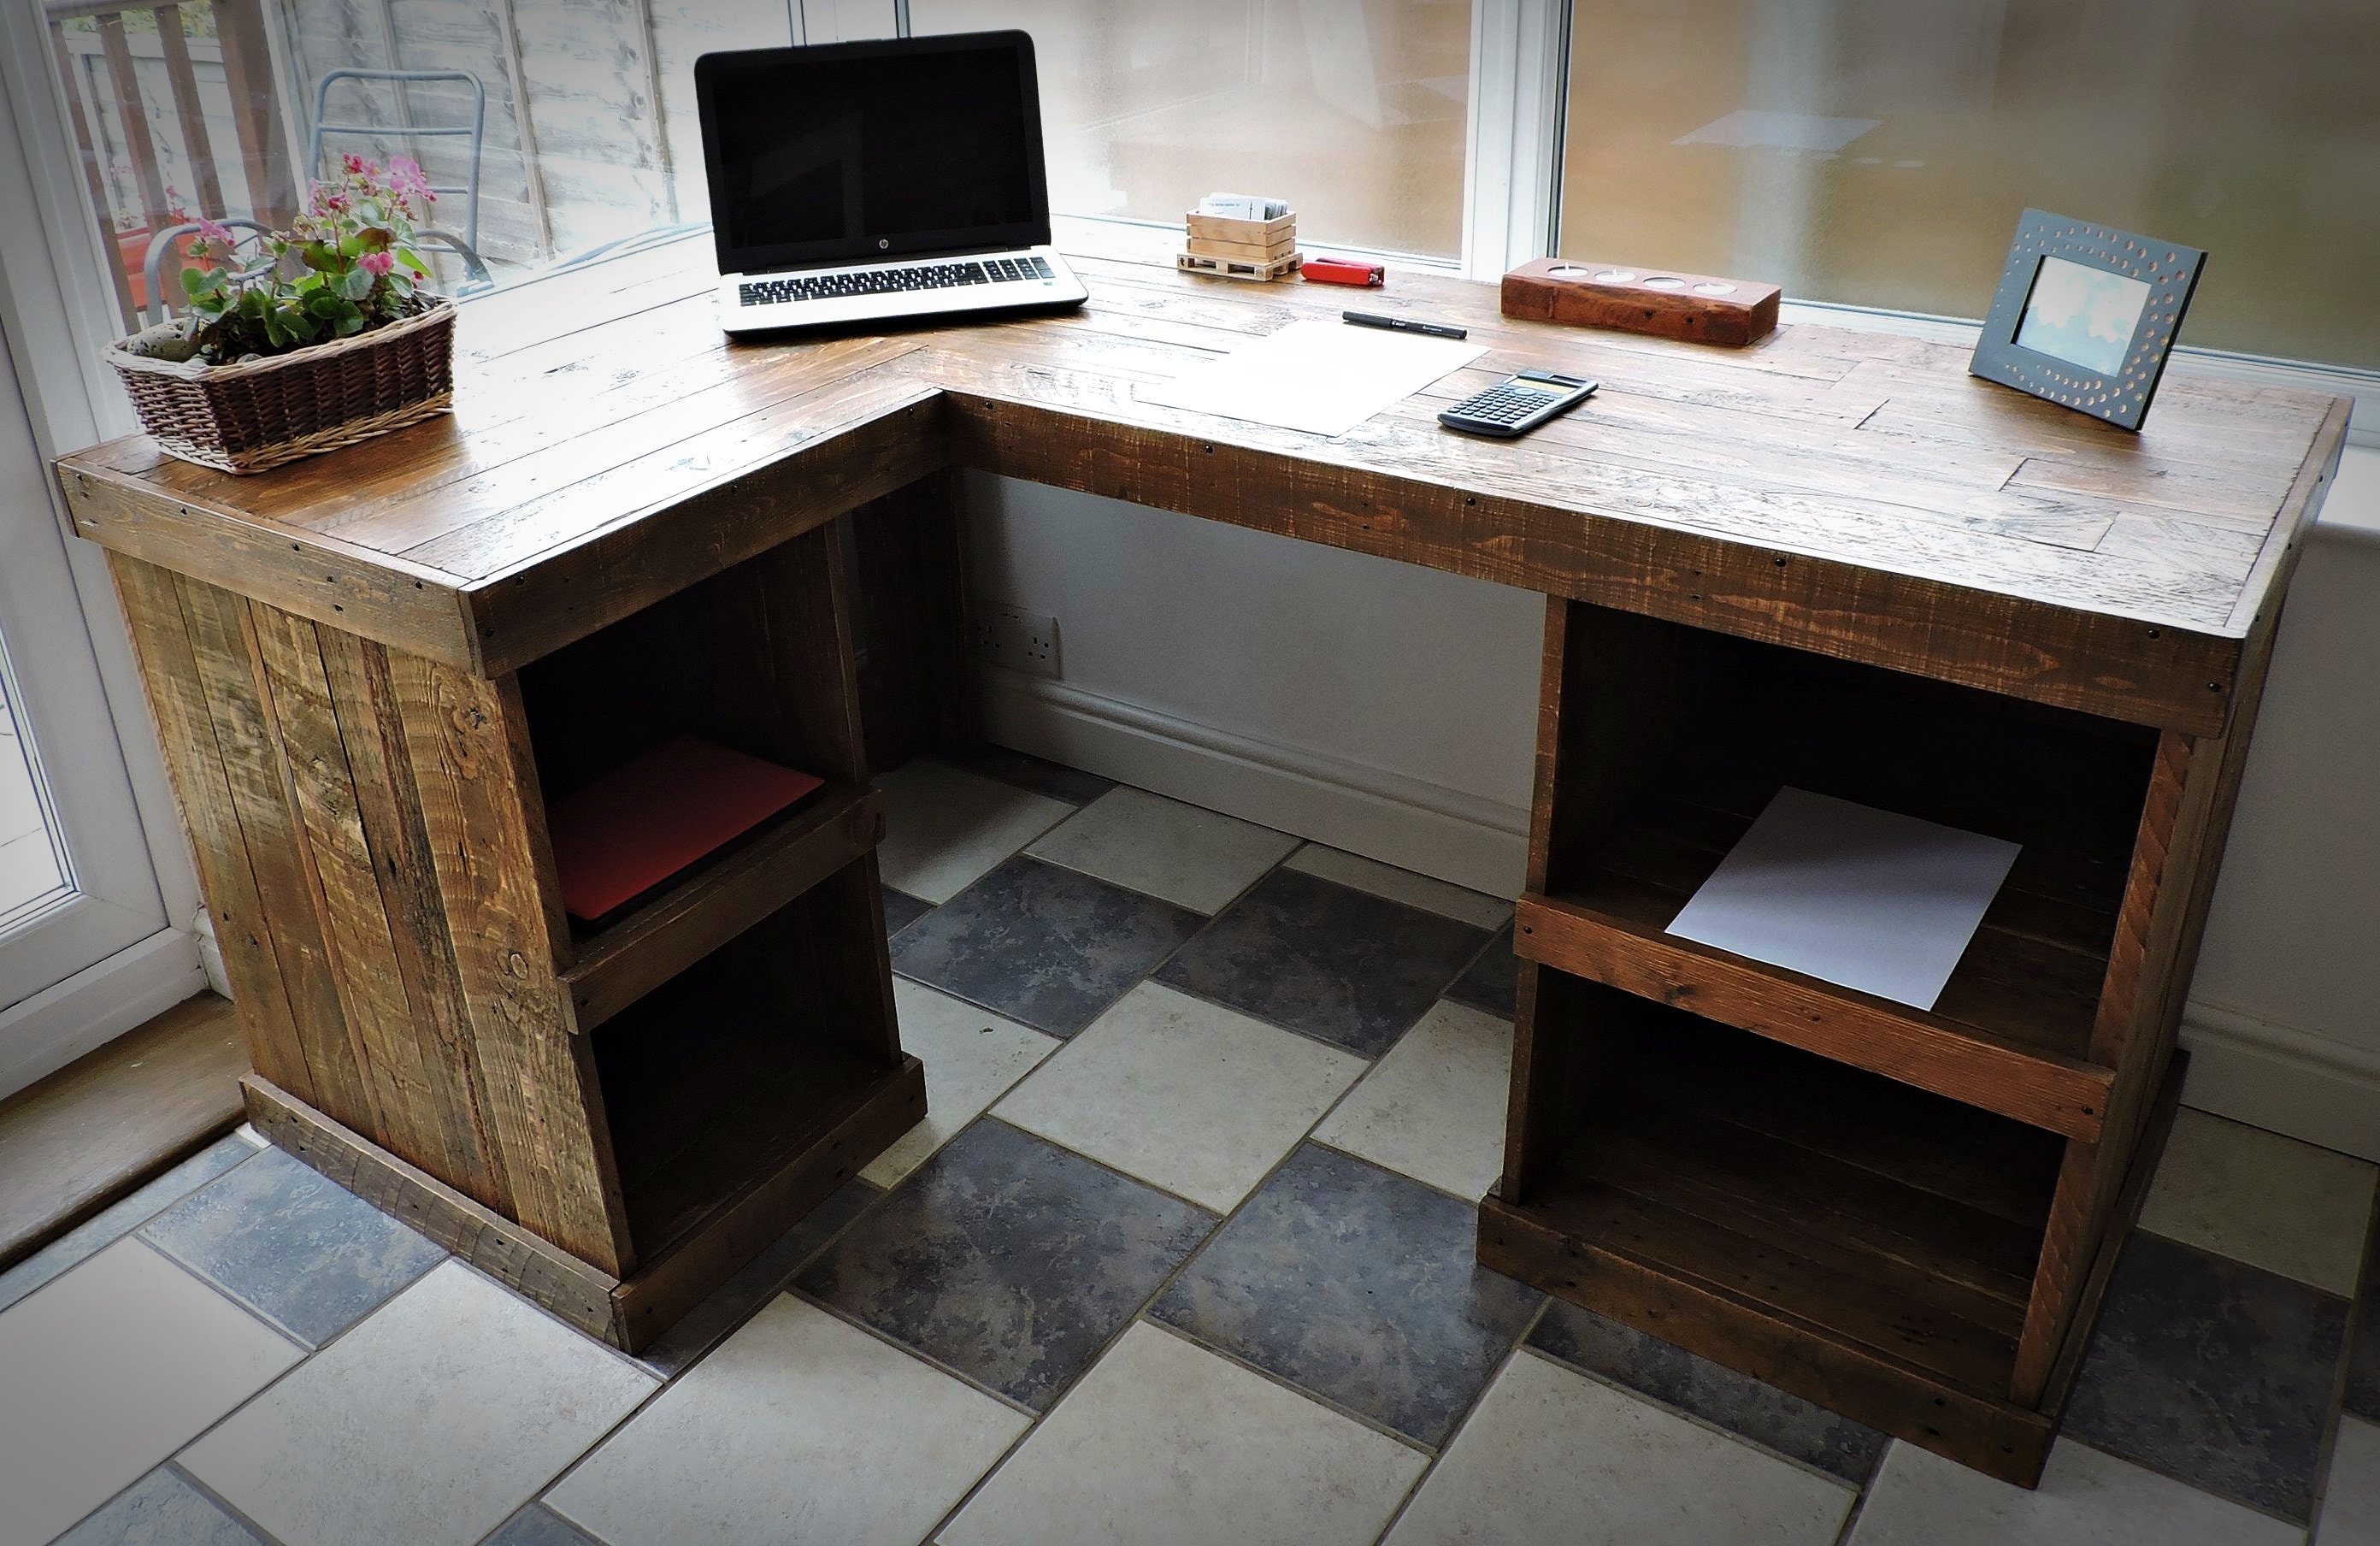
[590,854,905,1270]
[1525,600,2159,1112]
[1478,974,2127,1484]
[1517,888,2114,1138]
[563,784,885,1033]
[1483,969,2184,1484]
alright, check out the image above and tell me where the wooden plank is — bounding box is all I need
[1517,894,2114,1140]
[606,1053,919,1353]
[56,461,480,669]
[244,1075,623,1345]
[386,653,634,1275]
[1478,1189,2056,1487]
[95,15,170,231]
[563,787,885,1034]
[937,384,2250,735]
[51,24,139,326]
[152,6,225,219]
[108,556,313,1098]
[0,994,243,1272]
[209,0,298,223]
[172,574,380,1132]
[460,389,949,674]
[247,604,460,1179]
[311,626,512,1209]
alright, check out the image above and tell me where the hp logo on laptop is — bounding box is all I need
[878,238,890,250]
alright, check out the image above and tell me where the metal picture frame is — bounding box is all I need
[1971,209,2206,432]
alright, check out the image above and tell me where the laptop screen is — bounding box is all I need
[697,32,1052,273]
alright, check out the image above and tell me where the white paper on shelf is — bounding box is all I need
[1663,787,2021,1012]
[1134,318,1485,438]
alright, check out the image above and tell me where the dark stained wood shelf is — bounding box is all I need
[562,784,885,1034]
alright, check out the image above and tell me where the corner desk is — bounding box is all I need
[55,217,2347,1484]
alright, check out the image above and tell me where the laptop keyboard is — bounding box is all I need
[739,254,1055,306]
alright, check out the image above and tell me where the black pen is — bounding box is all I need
[1342,310,1469,341]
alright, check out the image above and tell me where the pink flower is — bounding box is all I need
[342,152,368,175]
[195,216,235,247]
[358,250,396,276]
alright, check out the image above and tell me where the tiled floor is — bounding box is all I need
[7,747,2379,1546]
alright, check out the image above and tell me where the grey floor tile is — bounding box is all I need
[2067,1230,2350,1523]
[139,1144,445,1347]
[949,744,1117,806]
[51,1466,268,1546]
[1152,1143,1541,1447]
[481,1502,604,1545]
[883,887,934,940]
[1848,1438,2300,1546]
[1444,925,1518,1019]
[892,856,1205,1037]
[0,1133,259,1314]
[796,1118,1215,1409]
[1529,1301,1886,1485]
[634,1176,881,1378]
[1156,868,1490,1058]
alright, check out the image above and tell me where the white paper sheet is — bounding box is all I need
[1663,787,2021,1011]
[1134,317,1485,437]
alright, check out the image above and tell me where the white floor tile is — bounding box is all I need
[1284,847,1512,930]
[1384,1350,1853,1546]
[994,982,1364,1211]
[2318,1416,2380,1545]
[941,1320,1425,1546]
[0,1239,299,1546]
[1315,999,1511,1201]
[865,981,1061,1187]
[2140,1106,2377,1295]
[549,1295,1027,1546]
[878,760,1073,904]
[181,1260,654,1546]
[1849,1438,2302,1546]
[1027,787,1299,912]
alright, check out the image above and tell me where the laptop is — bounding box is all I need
[696,32,1089,333]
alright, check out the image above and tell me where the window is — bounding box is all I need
[1556,0,2380,371]
[36,0,816,326]
[910,1,1474,259]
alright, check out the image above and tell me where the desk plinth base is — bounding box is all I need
[1477,1051,2183,1487]
[243,1059,924,1353]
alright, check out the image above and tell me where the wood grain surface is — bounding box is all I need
[56,221,2347,735]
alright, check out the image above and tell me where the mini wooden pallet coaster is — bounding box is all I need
[1177,249,1305,282]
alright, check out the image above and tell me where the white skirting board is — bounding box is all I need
[2180,1000,2380,1164]
[979,666,1529,900]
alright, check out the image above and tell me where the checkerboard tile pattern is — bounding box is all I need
[9,748,2375,1546]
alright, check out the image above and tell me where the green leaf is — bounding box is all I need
[386,272,415,299]
[334,310,365,337]
[179,266,216,298]
[340,267,375,301]
[398,249,430,276]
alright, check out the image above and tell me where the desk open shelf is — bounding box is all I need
[1483,596,2209,1484]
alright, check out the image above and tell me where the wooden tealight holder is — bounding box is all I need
[1181,210,1303,282]
[1503,258,1781,346]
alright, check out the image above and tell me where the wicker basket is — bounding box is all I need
[106,294,456,475]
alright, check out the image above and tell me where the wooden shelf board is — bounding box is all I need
[1518,889,2116,1139]
[562,784,884,1033]
[1477,1008,2078,1484]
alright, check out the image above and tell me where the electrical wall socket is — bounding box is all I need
[971,603,1059,677]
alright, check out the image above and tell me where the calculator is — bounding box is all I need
[1437,370,1599,438]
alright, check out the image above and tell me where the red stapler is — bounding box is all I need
[1303,257,1385,287]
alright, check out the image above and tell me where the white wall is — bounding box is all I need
[966,446,2380,1158]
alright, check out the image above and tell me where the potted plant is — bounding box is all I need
[106,156,457,475]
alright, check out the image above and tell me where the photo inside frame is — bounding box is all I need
[2014,255,2151,377]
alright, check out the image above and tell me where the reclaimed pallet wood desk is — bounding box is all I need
[56,220,2345,1472]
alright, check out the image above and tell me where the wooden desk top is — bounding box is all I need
[56,219,2348,736]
